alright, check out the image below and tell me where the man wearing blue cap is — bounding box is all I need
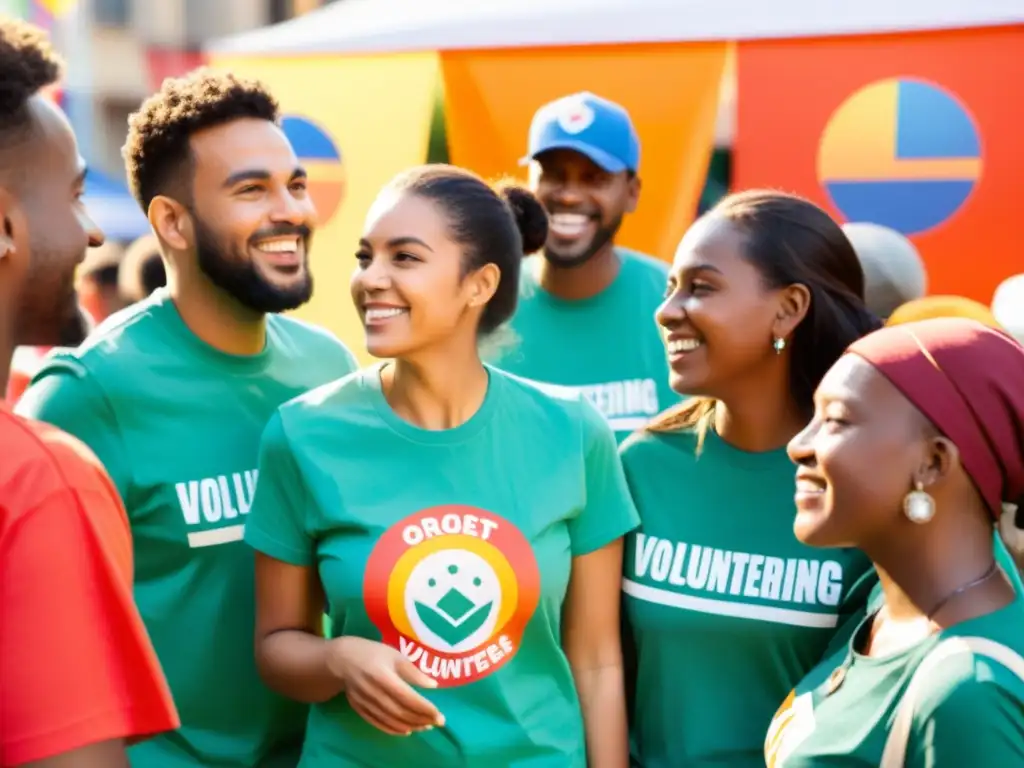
[490,91,676,442]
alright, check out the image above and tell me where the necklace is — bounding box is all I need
[826,560,1001,697]
[925,560,999,619]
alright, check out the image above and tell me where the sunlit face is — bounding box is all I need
[7,95,103,346]
[657,214,783,397]
[530,149,638,268]
[787,354,933,548]
[186,117,316,313]
[351,189,488,360]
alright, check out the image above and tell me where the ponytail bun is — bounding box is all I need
[498,183,549,255]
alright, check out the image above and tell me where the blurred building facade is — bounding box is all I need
[67,0,338,178]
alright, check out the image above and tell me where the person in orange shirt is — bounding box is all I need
[0,16,179,767]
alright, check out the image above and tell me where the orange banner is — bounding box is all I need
[735,26,1024,304]
[442,42,728,262]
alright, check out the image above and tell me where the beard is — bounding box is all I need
[14,250,91,348]
[542,214,623,269]
[193,213,314,314]
[56,303,93,346]
[15,293,90,348]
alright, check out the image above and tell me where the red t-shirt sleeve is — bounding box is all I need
[0,471,179,765]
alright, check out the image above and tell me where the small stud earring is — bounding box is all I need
[903,481,936,524]
[773,336,786,354]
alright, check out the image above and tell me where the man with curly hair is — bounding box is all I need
[19,66,359,767]
[0,16,179,767]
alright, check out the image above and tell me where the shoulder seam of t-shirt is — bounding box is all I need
[0,459,100,543]
[73,296,166,363]
[290,369,363,410]
[576,397,635,554]
[45,358,136,505]
[1,409,99,492]
[245,518,314,567]
[619,427,653,456]
[570,515,637,558]
[621,425,695,457]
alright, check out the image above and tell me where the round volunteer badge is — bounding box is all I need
[556,98,595,135]
[364,505,541,687]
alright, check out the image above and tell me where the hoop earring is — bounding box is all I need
[903,481,936,524]
[773,336,786,354]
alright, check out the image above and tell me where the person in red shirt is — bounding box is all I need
[0,16,179,767]
[5,344,48,404]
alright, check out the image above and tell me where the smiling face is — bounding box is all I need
[657,214,788,397]
[185,117,315,313]
[531,149,638,268]
[351,189,495,360]
[787,353,938,548]
[6,95,103,347]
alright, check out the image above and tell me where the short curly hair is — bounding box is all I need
[122,67,279,210]
[0,17,63,149]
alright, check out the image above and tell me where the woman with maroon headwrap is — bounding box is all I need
[765,317,1024,766]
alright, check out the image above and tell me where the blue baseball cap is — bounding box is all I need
[522,92,640,174]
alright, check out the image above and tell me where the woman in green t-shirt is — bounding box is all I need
[620,190,881,766]
[767,318,1024,766]
[244,165,639,768]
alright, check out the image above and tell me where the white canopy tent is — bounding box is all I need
[208,0,1023,146]
[208,0,1024,56]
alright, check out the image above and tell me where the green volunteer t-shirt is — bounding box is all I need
[996,534,1024,592]
[766,598,1024,766]
[620,426,876,768]
[245,364,640,767]
[489,248,678,443]
[16,289,358,768]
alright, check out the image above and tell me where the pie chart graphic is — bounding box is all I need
[281,115,346,225]
[817,78,982,236]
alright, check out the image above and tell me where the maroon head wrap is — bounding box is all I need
[847,317,1024,518]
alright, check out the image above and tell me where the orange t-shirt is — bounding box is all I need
[0,404,179,765]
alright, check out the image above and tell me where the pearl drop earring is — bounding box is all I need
[903,481,936,524]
